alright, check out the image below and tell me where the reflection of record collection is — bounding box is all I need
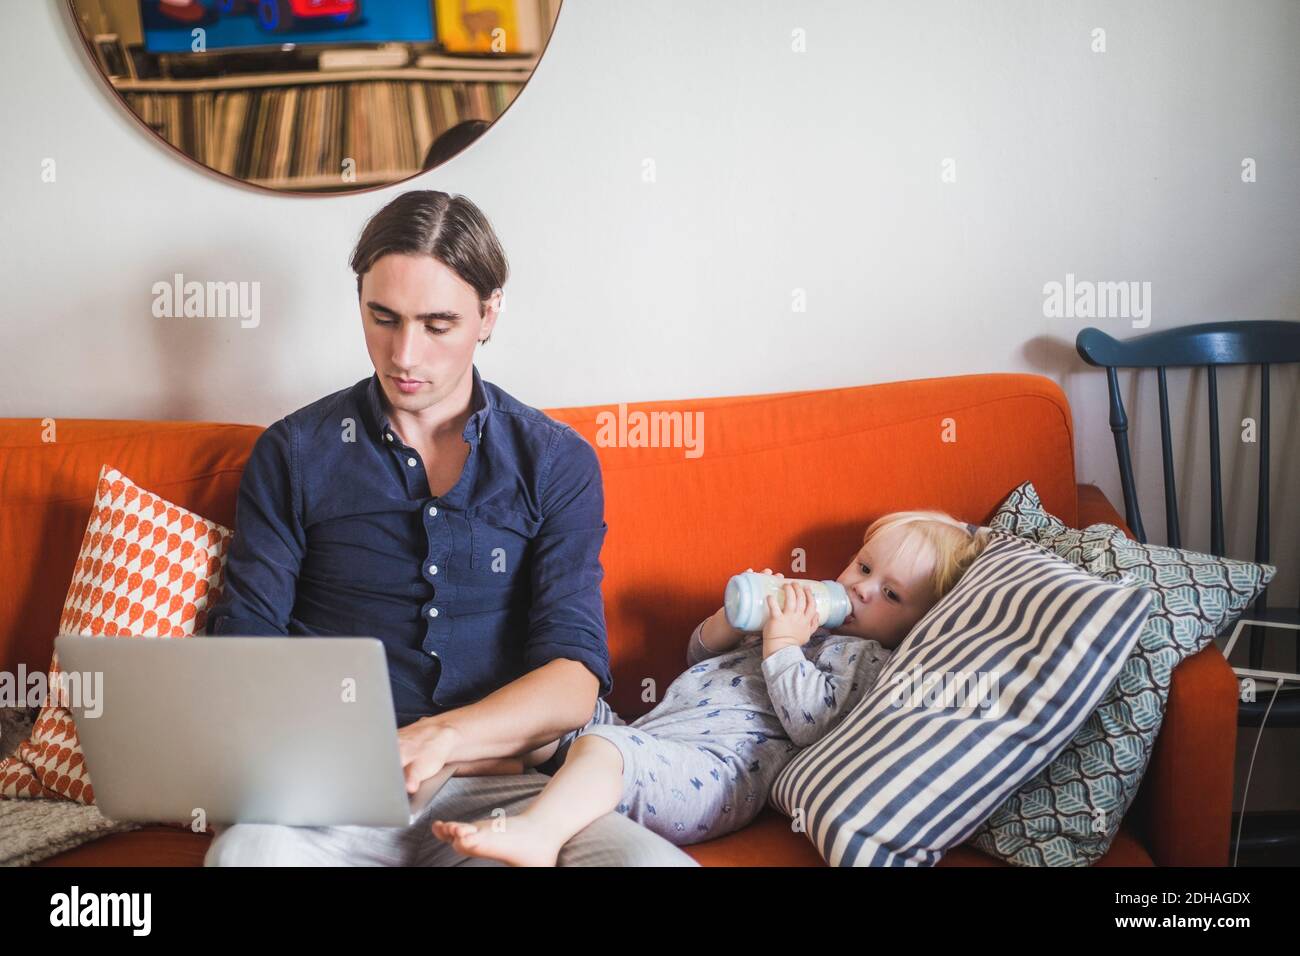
[67,0,561,193]
[92,34,133,79]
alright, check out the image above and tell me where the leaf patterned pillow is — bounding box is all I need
[968,481,1275,866]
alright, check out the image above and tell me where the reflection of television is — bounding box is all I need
[140,0,437,53]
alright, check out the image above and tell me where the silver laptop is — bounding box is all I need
[55,635,455,828]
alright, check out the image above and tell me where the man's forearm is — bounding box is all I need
[426,658,599,764]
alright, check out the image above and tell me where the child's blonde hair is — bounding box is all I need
[860,510,992,603]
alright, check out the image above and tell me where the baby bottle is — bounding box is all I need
[724,572,852,633]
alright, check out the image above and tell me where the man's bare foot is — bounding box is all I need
[430,816,564,867]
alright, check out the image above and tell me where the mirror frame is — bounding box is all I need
[64,0,565,197]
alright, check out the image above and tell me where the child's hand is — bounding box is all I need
[762,582,821,652]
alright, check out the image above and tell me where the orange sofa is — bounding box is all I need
[1,372,1236,866]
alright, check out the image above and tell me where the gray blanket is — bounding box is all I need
[0,707,142,866]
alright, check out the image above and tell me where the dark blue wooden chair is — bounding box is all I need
[1077,320,1300,863]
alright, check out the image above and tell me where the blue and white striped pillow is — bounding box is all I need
[768,532,1153,866]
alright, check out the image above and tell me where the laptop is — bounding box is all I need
[55,635,455,828]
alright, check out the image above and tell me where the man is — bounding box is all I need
[204,191,695,866]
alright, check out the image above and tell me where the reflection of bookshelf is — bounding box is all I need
[116,65,533,191]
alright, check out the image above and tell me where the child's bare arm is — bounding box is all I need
[689,609,742,665]
[695,606,746,655]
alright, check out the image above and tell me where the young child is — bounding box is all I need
[431,510,990,865]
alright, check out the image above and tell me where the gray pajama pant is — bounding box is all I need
[542,697,797,847]
[204,765,698,866]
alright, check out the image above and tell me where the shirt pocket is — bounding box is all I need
[468,505,540,580]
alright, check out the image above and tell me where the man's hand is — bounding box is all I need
[762,582,820,658]
[397,718,462,793]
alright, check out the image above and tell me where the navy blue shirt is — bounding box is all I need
[207,366,612,726]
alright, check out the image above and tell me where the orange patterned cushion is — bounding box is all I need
[0,465,231,803]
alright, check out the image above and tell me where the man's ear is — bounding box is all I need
[479,288,502,341]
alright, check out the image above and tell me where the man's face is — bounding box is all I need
[360,253,498,418]
[833,524,938,649]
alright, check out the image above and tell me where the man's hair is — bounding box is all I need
[349,190,509,343]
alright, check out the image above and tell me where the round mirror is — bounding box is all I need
[68,0,562,194]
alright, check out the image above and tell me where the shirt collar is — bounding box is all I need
[365,365,491,446]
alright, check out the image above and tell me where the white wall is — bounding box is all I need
[2,2,1298,804]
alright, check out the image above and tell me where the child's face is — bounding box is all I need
[832,525,938,649]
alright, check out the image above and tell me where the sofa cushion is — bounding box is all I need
[0,466,231,804]
[769,532,1153,865]
[0,419,259,677]
[968,480,1275,865]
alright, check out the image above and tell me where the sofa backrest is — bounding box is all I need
[0,372,1079,719]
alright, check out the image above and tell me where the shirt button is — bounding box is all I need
[429,650,439,658]
[428,506,438,517]
[384,433,393,442]
[406,457,417,467]
[428,607,439,618]
[428,564,438,576]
